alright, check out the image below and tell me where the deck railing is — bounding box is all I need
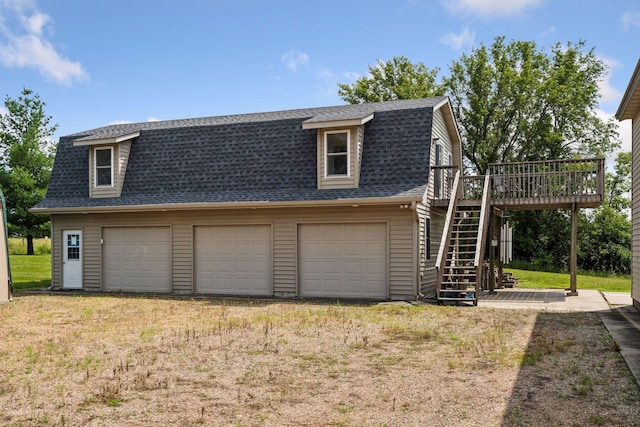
[433,158,604,209]
[488,158,604,201]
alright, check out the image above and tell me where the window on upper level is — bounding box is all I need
[94,147,113,187]
[325,130,350,177]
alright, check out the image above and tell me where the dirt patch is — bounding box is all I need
[0,295,638,426]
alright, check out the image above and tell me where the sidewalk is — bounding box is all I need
[478,289,639,385]
[600,292,640,386]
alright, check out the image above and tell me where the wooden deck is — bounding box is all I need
[432,158,605,210]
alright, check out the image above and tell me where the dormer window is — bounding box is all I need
[325,130,350,177]
[95,147,113,187]
[302,111,372,189]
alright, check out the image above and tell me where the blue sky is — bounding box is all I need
[0,0,638,155]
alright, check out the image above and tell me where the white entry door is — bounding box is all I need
[63,230,82,289]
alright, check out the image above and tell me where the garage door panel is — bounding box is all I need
[103,227,171,293]
[299,223,387,298]
[195,225,271,295]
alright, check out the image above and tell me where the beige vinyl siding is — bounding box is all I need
[420,207,445,297]
[273,221,297,296]
[172,224,193,293]
[389,216,415,299]
[116,140,132,196]
[50,205,417,299]
[317,126,363,189]
[51,216,61,291]
[82,225,101,291]
[633,111,640,307]
[426,107,456,202]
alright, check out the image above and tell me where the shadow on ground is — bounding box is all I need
[501,311,640,426]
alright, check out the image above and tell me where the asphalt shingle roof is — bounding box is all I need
[36,97,445,211]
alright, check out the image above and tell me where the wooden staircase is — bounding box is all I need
[438,204,482,305]
[435,171,491,306]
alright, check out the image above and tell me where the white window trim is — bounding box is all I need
[324,129,350,178]
[94,146,114,188]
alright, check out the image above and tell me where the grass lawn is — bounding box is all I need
[0,296,637,426]
[506,268,631,293]
[10,254,51,290]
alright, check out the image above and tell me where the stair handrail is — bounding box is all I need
[435,170,461,287]
[474,171,492,287]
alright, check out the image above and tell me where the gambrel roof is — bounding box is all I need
[34,97,455,213]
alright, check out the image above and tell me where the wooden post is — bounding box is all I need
[568,203,578,296]
[489,210,496,293]
[497,214,503,292]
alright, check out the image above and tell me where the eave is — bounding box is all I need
[616,59,640,121]
[30,196,424,215]
[301,113,374,129]
[72,131,141,146]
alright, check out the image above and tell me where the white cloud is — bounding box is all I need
[622,10,640,30]
[538,26,555,39]
[597,56,623,105]
[20,11,48,35]
[439,27,475,50]
[595,108,631,172]
[108,120,133,125]
[281,49,309,72]
[618,119,632,154]
[0,105,7,116]
[342,71,361,81]
[147,117,160,122]
[0,2,88,85]
[443,0,543,17]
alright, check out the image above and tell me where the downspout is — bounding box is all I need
[411,201,424,299]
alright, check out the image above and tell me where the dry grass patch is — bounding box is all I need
[0,295,637,426]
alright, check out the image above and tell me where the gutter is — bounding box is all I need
[30,196,424,215]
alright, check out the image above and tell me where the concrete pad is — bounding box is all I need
[478,288,609,312]
[602,292,633,307]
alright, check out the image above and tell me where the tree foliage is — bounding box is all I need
[606,151,631,212]
[578,206,631,275]
[444,37,619,174]
[0,88,57,255]
[337,38,629,275]
[337,56,443,104]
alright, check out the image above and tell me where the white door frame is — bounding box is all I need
[62,230,83,289]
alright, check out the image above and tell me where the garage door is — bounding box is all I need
[103,227,171,293]
[194,225,271,295]
[298,223,387,298]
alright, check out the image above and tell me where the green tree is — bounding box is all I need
[0,88,57,255]
[576,152,632,274]
[337,56,443,104]
[443,37,619,173]
[578,206,631,274]
[606,151,631,212]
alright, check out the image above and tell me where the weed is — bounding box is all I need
[573,375,594,396]
[588,413,608,426]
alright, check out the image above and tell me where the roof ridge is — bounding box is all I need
[68,97,447,140]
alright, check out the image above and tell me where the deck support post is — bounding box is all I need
[568,203,578,296]
[488,210,497,294]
